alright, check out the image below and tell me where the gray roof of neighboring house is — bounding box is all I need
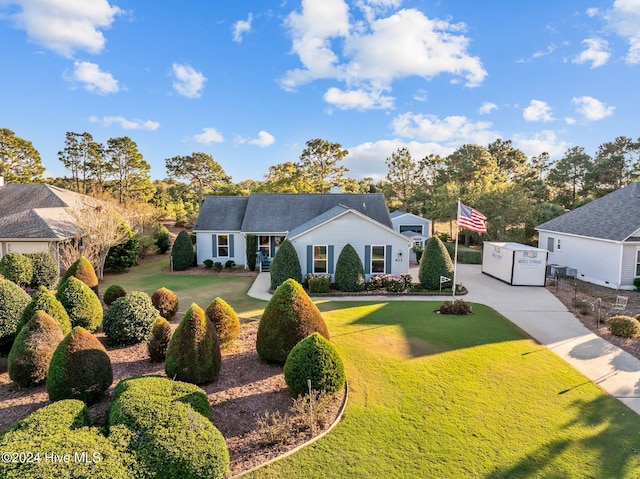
[193,193,393,234]
[536,182,640,241]
[0,184,89,240]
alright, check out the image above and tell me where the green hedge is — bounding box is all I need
[0,277,31,352]
[443,243,483,264]
[0,252,33,287]
[25,253,58,290]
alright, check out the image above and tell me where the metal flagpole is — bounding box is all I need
[452,199,460,301]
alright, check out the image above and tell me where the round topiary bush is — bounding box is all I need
[165,303,221,384]
[256,278,330,364]
[0,277,31,352]
[59,255,99,294]
[334,243,365,292]
[284,332,346,396]
[148,317,172,362]
[269,239,302,290]
[205,297,240,349]
[103,291,160,345]
[607,315,640,338]
[8,311,64,387]
[104,284,127,306]
[47,326,113,405]
[56,276,103,332]
[419,236,455,290]
[171,230,194,271]
[17,286,72,337]
[0,252,33,287]
[25,252,59,289]
[152,287,179,320]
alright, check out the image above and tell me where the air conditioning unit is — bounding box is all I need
[565,267,577,279]
[548,264,567,278]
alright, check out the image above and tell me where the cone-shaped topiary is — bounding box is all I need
[17,286,72,337]
[0,277,31,352]
[334,243,365,292]
[151,287,179,319]
[284,332,346,396]
[171,230,194,271]
[26,252,59,289]
[0,252,33,287]
[256,279,330,364]
[47,326,113,405]
[8,311,64,387]
[205,297,240,349]
[103,284,126,306]
[165,303,221,384]
[148,317,172,362]
[269,239,302,290]
[59,255,99,294]
[103,291,160,345]
[56,276,103,332]
[419,236,455,290]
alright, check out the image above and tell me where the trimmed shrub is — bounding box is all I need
[104,284,126,306]
[284,332,346,397]
[204,259,214,268]
[607,315,640,339]
[0,252,33,287]
[47,326,113,405]
[439,300,473,315]
[269,239,302,290]
[444,243,483,264]
[147,317,172,362]
[214,261,223,272]
[0,277,31,352]
[26,252,59,289]
[205,297,240,348]
[56,276,103,332]
[108,375,229,479]
[151,287,179,320]
[413,244,424,263]
[419,236,455,290]
[103,291,160,345]
[8,311,64,387]
[59,255,99,294]
[308,275,330,293]
[366,275,384,291]
[246,234,257,271]
[334,243,365,292]
[154,225,172,254]
[165,303,221,384]
[0,400,134,479]
[634,277,640,292]
[225,260,235,269]
[17,286,72,337]
[171,230,194,271]
[256,279,330,364]
[105,230,139,273]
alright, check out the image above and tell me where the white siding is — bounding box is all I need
[391,213,431,237]
[290,212,411,278]
[6,242,49,255]
[195,231,246,266]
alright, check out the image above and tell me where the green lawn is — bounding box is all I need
[249,301,640,479]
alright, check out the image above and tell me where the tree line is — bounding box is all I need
[1,127,638,243]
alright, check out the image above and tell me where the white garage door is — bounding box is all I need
[7,242,49,255]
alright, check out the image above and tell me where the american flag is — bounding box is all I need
[458,202,487,233]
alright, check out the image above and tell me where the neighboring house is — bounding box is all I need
[0,182,88,264]
[193,192,412,278]
[536,182,640,290]
[390,211,431,263]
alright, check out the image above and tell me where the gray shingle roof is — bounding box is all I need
[536,182,640,241]
[287,205,349,238]
[193,196,249,231]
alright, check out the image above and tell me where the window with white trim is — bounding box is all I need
[217,234,229,257]
[636,250,640,277]
[313,245,327,273]
[399,225,423,234]
[371,245,385,273]
[556,239,562,251]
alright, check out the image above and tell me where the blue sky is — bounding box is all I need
[1,0,639,183]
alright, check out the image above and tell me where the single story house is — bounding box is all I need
[390,211,431,262]
[193,192,412,278]
[0,182,87,265]
[536,181,640,290]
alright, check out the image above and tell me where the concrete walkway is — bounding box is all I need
[247,265,640,414]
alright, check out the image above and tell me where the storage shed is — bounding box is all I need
[482,242,548,286]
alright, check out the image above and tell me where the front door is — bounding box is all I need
[259,236,271,259]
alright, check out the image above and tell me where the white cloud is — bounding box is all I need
[523,100,555,122]
[572,96,615,120]
[512,130,569,159]
[65,61,119,94]
[233,13,253,43]
[606,0,640,63]
[89,116,160,130]
[324,87,394,110]
[586,8,599,17]
[171,63,206,98]
[2,0,122,57]
[193,127,224,144]
[281,2,486,109]
[479,101,497,115]
[391,112,499,145]
[237,130,275,147]
[573,38,610,68]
